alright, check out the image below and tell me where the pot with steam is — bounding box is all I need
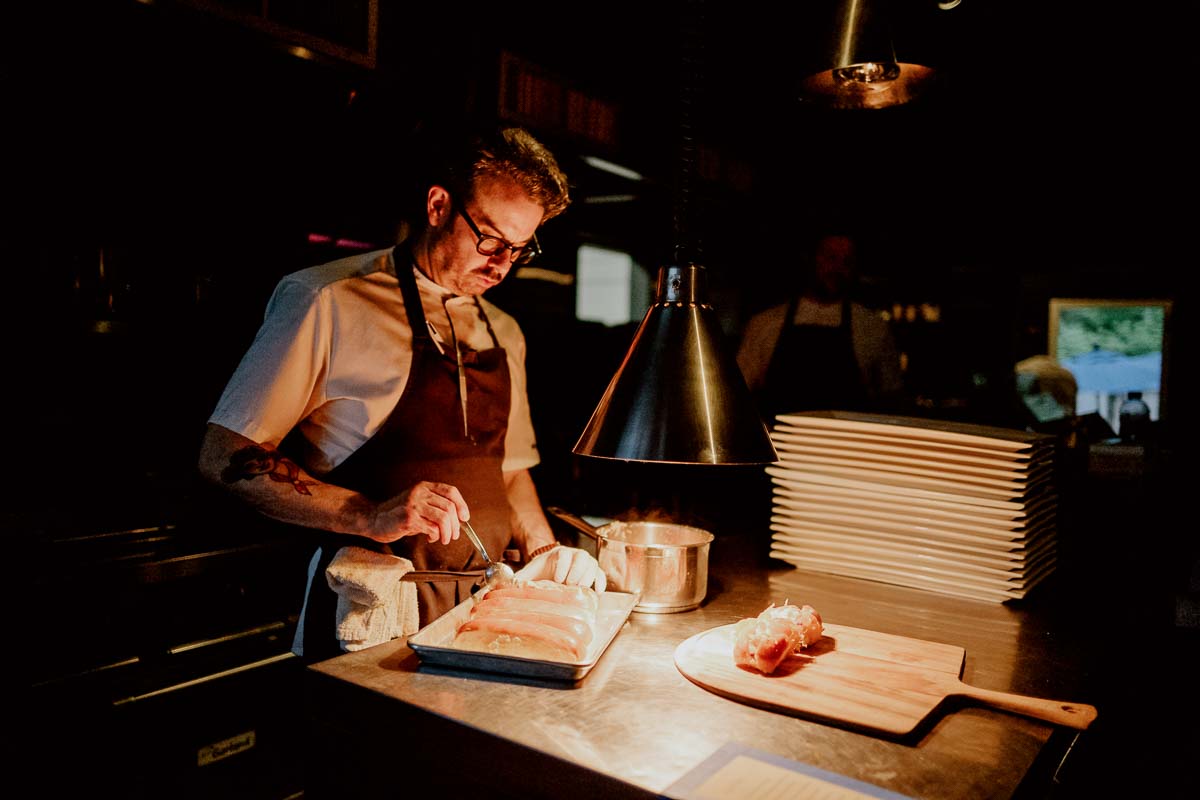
[546,506,713,613]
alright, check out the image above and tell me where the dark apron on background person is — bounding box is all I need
[759,296,866,423]
[298,245,514,662]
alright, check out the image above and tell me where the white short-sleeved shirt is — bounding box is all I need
[208,247,540,476]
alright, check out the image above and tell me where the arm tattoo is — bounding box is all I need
[221,444,316,496]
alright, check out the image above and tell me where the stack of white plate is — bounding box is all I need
[766,411,1059,603]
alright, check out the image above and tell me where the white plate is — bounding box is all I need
[770,524,1056,569]
[768,515,1054,552]
[769,509,1057,547]
[769,426,1055,466]
[766,465,1052,509]
[771,485,1058,526]
[772,451,1048,488]
[770,464,1036,498]
[769,506,1042,541]
[768,428,1037,463]
[766,555,1056,603]
[767,546,1057,594]
[772,484,1056,522]
[769,438,1044,476]
[767,548,1058,602]
[770,495,1056,535]
[769,530,1057,575]
[766,550,1047,598]
[772,411,1046,451]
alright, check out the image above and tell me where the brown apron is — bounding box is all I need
[759,297,866,421]
[298,244,513,662]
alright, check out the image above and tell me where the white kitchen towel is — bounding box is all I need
[326,546,420,652]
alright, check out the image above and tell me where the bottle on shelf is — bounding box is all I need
[1117,391,1151,442]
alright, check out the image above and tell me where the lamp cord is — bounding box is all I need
[673,0,706,267]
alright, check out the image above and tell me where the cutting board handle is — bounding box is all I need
[953,682,1097,730]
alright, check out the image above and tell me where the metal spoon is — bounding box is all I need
[461,519,515,589]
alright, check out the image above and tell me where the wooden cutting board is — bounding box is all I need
[674,622,1097,736]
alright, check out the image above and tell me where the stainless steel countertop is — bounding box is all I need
[307,535,1093,799]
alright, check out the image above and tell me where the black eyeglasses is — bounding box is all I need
[456,205,542,265]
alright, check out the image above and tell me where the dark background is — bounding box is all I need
[14,0,1189,520]
[10,1,1193,797]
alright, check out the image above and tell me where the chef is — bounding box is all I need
[198,123,604,663]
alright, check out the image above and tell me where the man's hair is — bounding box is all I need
[414,121,571,224]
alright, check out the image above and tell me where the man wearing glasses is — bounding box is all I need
[198,124,605,662]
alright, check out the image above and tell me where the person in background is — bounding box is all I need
[736,232,904,424]
[198,123,604,663]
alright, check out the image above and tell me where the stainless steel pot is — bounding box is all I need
[547,506,713,613]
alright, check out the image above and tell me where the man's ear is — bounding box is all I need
[427,185,452,227]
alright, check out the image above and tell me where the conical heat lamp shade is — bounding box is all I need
[573,263,778,464]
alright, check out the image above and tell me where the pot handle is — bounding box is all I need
[400,569,486,582]
[545,506,602,543]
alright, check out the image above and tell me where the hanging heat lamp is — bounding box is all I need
[797,0,952,110]
[572,0,778,465]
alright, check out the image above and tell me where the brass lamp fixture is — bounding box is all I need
[798,0,950,110]
[572,262,777,464]
[572,0,777,465]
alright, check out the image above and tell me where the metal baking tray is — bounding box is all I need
[407,589,639,681]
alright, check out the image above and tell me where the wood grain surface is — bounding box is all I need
[674,622,1097,736]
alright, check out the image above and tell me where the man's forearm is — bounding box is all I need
[198,423,373,537]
